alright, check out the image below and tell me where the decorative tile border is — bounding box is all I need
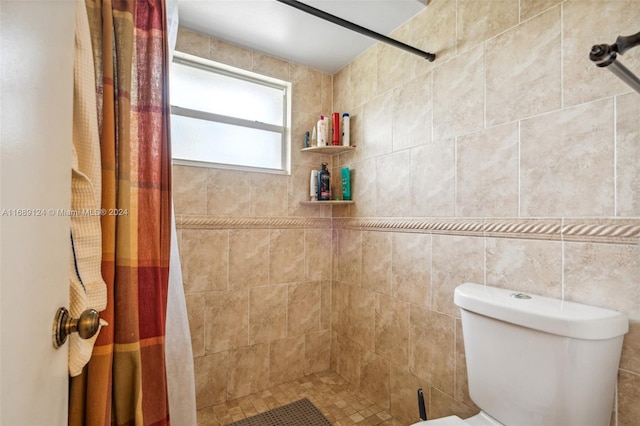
[176,215,640,245]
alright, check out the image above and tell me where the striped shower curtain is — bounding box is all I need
[69,0,172,424]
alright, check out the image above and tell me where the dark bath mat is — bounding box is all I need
[226,398,331,426]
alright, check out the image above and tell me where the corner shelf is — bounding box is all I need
[301,146,355,155]
[300,200,354,206]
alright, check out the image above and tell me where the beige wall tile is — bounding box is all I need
[250,173,288,217]
[320,279,331,330]
[249,285,287,344]
[305,229,332,281]
[456,123,519,217]
[362,231,392,295]
[209,38,252,70]
[350,47,377,108]
[351,157,377,217]
[335,333,362,387]
[563,0,640,107]
[206,168,252,216]
[485,238,563,298]
[375,295,409,367]
[520,99,615,216]
[228,229,269,289]
[252,53,289,80]
[287,281,321,336]
[180,229,228,294]
[173,165,207,215]
[431,235,484,316]
[227,343,269,399]
[389,364,429,425]
[392,233,431,307]
[520,0,561,21]
[616,93,640,216]
[291,64,323,116]
[392,72,432,152]
[269,229,304,285]
[360,350,391,409]
[336,229,362,286]
[205,290,248,353]
[429,387,478,421]
[378,25,421,95]
[618,370,640,426]
[269,335,305,386]
[454,319,476,409]
[564,242,640,320]
[457,0,518,54]
[346,285,376,351]
[411,0,457,66]
[410,306,455,395]
[305,330,331,374]
[186,293,205,358]
[410,140,456,217]
[486,6,561,126]
[333,66,351,114]
[176,28,209,58]
[433,44,484,139]
[194,352,228,409]
[376,151,411,217]
[621,321,640,375]
[363,92,394,159]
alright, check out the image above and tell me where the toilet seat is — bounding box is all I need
[410,411,504,426]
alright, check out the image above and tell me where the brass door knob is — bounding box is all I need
[52,307,101,349]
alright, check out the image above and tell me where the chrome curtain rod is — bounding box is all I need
[590,30,640,95]
[275,0,436,62]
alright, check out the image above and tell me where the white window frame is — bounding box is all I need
[170,51,292,175]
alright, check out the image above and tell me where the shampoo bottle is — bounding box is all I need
[341,167,351,201]
[317,163,330,201]
[331,112,341,145]
[317,115,327,146]
[309,170,318,201]
[342,113,350,147]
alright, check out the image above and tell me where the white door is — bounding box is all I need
[1,1,75,424]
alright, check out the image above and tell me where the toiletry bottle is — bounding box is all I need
[317,163,330,201]
[323,116,330,146]
[311,126,317,147]
[342,113,350,146]
[317,115,327,146]
[332,112,340,145]
[304,131,310,148]
[310,170,318,201]
[341,167,351,201]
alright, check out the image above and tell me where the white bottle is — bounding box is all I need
[309,170,318,201]
[342,113,350,147]
[323,116,330,146]
[317,116,326,146]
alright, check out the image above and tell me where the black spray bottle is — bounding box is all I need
[317,163,330,201]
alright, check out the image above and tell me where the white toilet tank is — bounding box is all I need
[455,283,628,426]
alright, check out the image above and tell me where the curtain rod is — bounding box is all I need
[275,0,436,62]
[590,30,640,95]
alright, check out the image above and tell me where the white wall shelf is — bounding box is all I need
[301,146,354,154]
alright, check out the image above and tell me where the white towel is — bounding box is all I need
[69,0,107,377]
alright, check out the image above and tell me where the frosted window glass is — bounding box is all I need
[171,61,284,126]
[171,115,282,170]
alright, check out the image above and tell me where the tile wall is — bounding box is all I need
[174,0,640,424]
[331,1,639,424]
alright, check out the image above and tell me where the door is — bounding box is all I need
[1,1,75,424]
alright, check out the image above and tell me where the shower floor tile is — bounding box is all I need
[197,370,404,426]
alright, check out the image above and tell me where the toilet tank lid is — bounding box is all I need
[454,283,629,340]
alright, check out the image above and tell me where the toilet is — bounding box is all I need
[412,283,629,426]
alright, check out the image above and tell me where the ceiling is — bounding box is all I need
[176,0,428,74]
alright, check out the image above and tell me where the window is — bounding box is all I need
[170,52,291,174]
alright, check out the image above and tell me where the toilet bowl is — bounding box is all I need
[408,283,628,426]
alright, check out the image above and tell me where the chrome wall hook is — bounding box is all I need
[52,307,101,349]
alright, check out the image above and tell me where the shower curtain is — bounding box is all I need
[69,0,176,424]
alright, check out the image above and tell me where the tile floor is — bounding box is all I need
[197,371,405,426]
